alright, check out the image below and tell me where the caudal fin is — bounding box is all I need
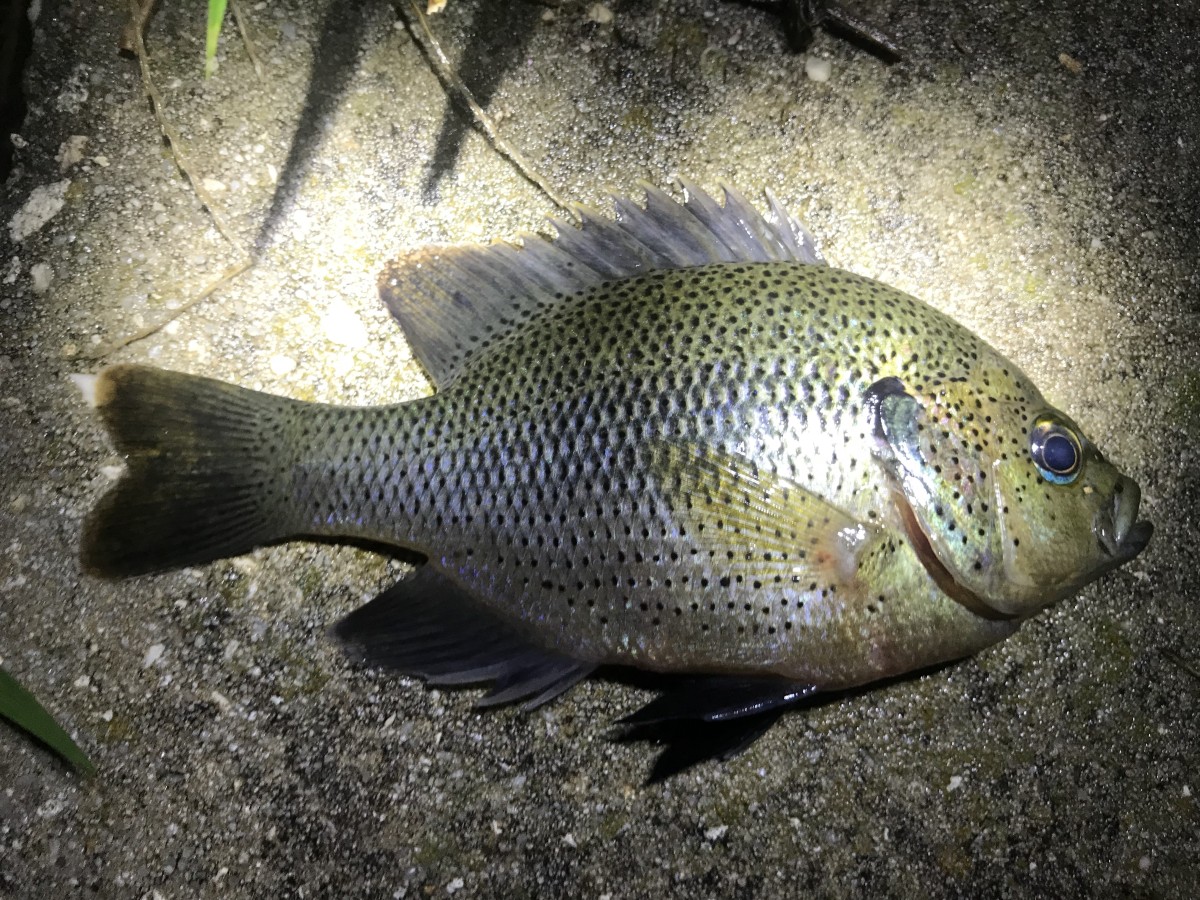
[78,364,301,577]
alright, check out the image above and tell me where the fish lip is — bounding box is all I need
[1096,476,1153,562]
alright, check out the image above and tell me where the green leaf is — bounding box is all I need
[206,0,229,77]
[0,666,95,775]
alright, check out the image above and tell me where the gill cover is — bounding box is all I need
[864,376,1151,619]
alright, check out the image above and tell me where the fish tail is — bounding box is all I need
[76,364,301,577]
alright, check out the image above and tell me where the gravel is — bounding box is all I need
[1,0,1197,896]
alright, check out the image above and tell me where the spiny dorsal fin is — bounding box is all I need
[379,182,825,388]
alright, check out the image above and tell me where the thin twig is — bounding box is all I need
[101,0,255,358]
[397,0,576,219]
[85,259,254,360]
[126,0,248,250]
[118,0,157,55]
[1162,649,1200,682]
[229,0,265,80]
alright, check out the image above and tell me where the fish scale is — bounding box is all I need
[272,264,1027,679]
[77,184,1151,775]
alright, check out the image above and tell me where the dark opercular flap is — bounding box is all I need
[332,566,595,710]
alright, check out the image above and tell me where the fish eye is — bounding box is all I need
[1030,417,1082,484]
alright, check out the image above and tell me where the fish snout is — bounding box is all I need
[1096,475,1153,561]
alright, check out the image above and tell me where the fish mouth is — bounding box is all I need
[1095,475,1153,563]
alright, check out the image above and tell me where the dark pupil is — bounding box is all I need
[1042,433,1077,473]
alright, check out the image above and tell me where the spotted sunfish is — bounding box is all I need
[77,182,1152,777]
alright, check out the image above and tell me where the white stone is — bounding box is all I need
[805,55,832,83]
[70,373,97,407]
[143,643,165,667]
[587,3,614,25]
[9,180,70,242]
[322,303,369,348]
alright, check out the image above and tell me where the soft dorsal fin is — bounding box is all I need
[379,181,825,388]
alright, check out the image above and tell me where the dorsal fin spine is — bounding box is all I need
[378,183,825,389]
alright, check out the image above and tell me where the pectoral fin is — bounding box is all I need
[616,675,818,782]
[649,440,880,590]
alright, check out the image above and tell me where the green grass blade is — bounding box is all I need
[206,0,229,76]
[0,666,95,775]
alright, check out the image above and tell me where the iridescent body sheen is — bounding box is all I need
[288,263,1026,687]
[80,185,1151,752]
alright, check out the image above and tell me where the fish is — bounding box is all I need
[77,181,1152,778]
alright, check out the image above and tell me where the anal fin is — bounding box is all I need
[332,567,594,710]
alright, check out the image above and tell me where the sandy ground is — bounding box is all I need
[1,0,1197,896]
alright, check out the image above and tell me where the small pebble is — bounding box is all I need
[270,354,297,375]
[30,263,52,293]
[587,3,614,25]
[143,643,165,667]
[805,55,832,83]
[9,180,70,242]
[56,135,88,171]
[322,304,369,348]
